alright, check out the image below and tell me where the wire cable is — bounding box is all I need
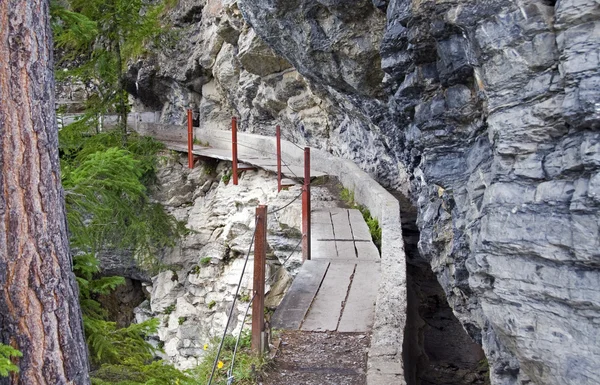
[267,191,303,215]
[227,293,256,385]
[207,218,259,385]
[266,237,303,283]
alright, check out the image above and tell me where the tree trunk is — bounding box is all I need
[0,1,91,384]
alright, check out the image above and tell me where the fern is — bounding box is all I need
[0,344,22,377]
[85,318,159,365]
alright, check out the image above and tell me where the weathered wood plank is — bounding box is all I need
[355,241,380,260]
[348,209,372,241]
[312,209,333,225]
[335,240,357,259]
[271,261,329,330]
[331,209,353,239]
[338,263,381,332]
[311,240,338,260]
[302,263,356,332]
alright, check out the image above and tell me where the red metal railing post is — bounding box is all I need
[252,205,267,353]
[276,125,282,192]
[232,116,239,185]
[302,147,311,261]
[187,109,193,169]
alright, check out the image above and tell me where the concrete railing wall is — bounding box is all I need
[138,124,408,384]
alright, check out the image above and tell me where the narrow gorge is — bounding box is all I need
[54,0,600,384]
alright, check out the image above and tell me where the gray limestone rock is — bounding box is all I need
[118,0,600,383]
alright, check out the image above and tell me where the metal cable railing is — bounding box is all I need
[267,191,303,215]
[225,236,302,384]
[207,219,258,385]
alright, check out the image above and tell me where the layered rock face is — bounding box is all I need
[127,0,600,384]
[236,1,600,384]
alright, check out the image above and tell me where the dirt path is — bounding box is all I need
[262,331,370,385]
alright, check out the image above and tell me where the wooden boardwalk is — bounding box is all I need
[162,141,326,182]
[148,131,381,334]
[271,208,381,333]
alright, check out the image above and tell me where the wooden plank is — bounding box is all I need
[312,209,333,225]
[270,261,329,330]
[247,158,278,167]
[335,240,357,259]
[311,240,337,260]
[312,222,334,239]
[348,209,372,241]
[338,263,380,332]
[280,178,298,187]
[355,241,380,260]
[331,209,353,239]
[237,163,256,171]
[301,263,355,332]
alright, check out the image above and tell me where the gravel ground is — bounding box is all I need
[262,331,370,385]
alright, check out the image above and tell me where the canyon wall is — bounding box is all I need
[126,0,600,384]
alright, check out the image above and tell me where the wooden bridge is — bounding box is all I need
[139,114,381,344]
[272,207,380,332]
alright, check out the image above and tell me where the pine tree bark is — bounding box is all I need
[0,1,91,384]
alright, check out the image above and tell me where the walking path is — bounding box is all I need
[159,134,382,333]
[272,208,380,333]
[137,123,407,385]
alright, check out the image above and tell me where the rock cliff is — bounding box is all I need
[126,0,600,384]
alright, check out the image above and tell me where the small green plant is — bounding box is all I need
[357,205,381,251]
[189,332,270,385]
[0,344,22,377]
[222,171,232,185]
[163,303,176,315]
[193,138,209,147]
[203,162,217,175]
[339,186,382,252]
[340,186,355,206]
[191,265,201,275]
[178,317,186,325]
[207,300,217,310]
[238,292,251,303]
[200,257,212,266]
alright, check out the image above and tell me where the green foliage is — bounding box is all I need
[163,304,176,315]
[0,344,22,377]
[178,317,186,325]
[339,186,381,251]
[193,138,209,147]
[61,130,184,270]
[238,292,251,303]
[91,360,195,385]
[85,318,159,365]
[339,187,355,206]
[58,126,188,383]
[51,0,171,134]
[200,257,212,266]
[190,332,269,385]
[358,206,382,251]
[221,171,232,185]
[190,265,201,275]
[207,300,217,310]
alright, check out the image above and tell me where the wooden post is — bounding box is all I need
[187,109,194,169]
[276,125,282,192]
[302,147,311,261]
[232,116,239,185]
[252,205,267,352]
